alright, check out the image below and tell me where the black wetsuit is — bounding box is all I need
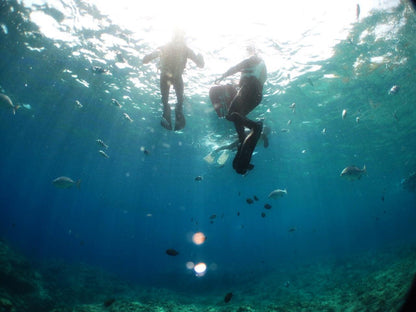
[224,55,267,174]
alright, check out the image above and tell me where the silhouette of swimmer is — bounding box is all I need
[143,30,204,131]
[210,46,267,174]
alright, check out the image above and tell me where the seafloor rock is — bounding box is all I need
[0,239,53,312]
[0,297,14,312]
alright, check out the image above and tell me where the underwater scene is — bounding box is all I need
[1,0,416,311]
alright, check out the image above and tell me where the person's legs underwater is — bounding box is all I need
[173,77,185,131]
[160,74,172,130]
[226,79,263,174]
[228,112,263,174]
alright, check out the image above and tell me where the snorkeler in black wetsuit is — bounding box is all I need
[211,49,267,174]
[143,30,204,131]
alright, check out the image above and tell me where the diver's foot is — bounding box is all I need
[174,110,186,131]
[232,121,263,174]
[161,116,172,130]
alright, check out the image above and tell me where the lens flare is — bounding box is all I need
[192,232,206,245]
[194,262,207,276]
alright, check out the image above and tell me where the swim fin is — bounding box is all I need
[174,105,186,131]
[161,104,172,130]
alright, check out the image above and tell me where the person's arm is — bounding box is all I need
[215,56,259,83]
[143,50,161,64]
[187,47,204,68]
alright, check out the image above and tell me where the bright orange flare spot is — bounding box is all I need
[192,232,206,245]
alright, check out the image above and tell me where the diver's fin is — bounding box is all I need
[216,150,230,167]
[161,116,172,130]
[174,106,186,131]
[203,152,215,164]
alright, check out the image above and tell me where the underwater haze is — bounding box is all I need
[1,0,416,311]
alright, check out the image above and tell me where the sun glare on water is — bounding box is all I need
[22,0,399,81]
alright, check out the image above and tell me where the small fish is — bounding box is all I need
[288,227,296,232]
[111,99,122,108]
[0,93,20,115]
[321,128,327,135]
[209,214,216,220]
[246,198,254,204]
[123,113,133,122]
[388,85,399,95]
[340,165,366,180]
[356,116,360,123]
[264,203,272,209]
[104,298,115,308]
[52,176,80,189]
[268,189,287,199]
[195,176,203,181]
[96,139,108,149]
[280,128,290,133]
[289,102,296,112]
[92,66,107,74]
[99,150,110,158]
[75,100,83,108]
[140,146,150,155]
[253,195,259,201]
[224,292,233,303]
[342,109,347,120]
[166,249,179,256]
[261,212,266,218]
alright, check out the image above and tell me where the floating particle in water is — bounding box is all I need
[253,195,259,201]
[261,212,266,218]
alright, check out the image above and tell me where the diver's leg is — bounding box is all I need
[160,74,172,130]
[174,77,185,131]
[230,113,263,174]
[227,112,246,143]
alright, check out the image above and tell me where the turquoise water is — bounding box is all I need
[1,0,416,311]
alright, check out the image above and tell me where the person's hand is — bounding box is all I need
[196,53,205,68]
[214,75,224,84]
[142,55,151,64]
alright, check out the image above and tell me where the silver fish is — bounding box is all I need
[0,93,19,115]
[268,189,287,199]
[99,150,110,158]
[123,113,133,122]
[52,176,80,189]
[340,165,366,180]
[96,139,108,149]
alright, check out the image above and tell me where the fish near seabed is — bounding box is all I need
[268,189,287,199]
[52,176,81,189]
[340,165,366,180]
[0,93,20,115]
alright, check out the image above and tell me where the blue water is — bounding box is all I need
[1,0,416,306]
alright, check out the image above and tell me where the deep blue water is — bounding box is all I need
[1,0,416,295]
